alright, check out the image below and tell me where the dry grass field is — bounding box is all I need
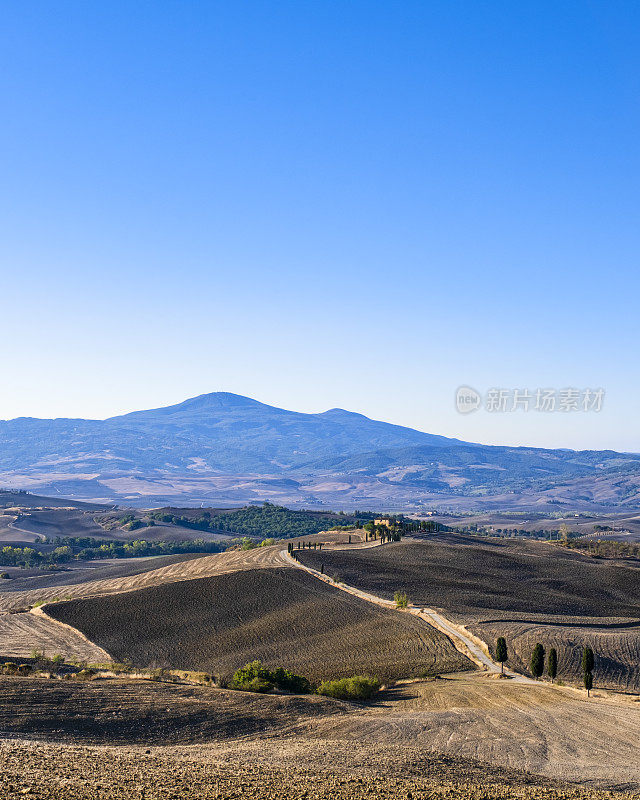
[46,566,470,681]
[0,611,111,662]
[298,536,640,689]
[0,544,289,612]
[1,674,639,799]
[1,553,204,593]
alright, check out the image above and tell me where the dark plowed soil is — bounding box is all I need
[298,537,640,689]
[47,567,470,681]
[298,537,640,619]
[0,677,346,744]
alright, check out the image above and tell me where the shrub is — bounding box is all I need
[269,666,312,694]
[76,668,96,680]
[0,572,10,579]
[232,660,312,694]
[394,590,409,609]
[149,667,174,682]
[317,675,380,701]
[242,677,274,693]
[3,662,18,675]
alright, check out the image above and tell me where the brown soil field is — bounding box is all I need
[0,540,358,663]
[0,611,111,662]
[0,553,204,593]
[1,674,639,798]
[298,536,640,689]
[0,676,346,744]
[46,566,470,681]
[0,543,290,612]
[5,739,629,800]
[298,536,640,617]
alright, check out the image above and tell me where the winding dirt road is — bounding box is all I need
[284,545,535,681]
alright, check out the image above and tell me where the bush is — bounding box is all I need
[269,666,313,694]
[76,668,96,680]
[232,660,312,694]
[394,590,409,609]
[0,572,10,579]
[242,677,274,693]
[317,675,380,701]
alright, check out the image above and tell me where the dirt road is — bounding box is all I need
[285,545,532,679]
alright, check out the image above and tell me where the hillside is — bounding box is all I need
[298,536,640,690]
[1,392,639,510]
[5,676,640,799]
[47,566,470,681]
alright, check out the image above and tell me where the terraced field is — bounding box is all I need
[298,536,640,689]
[47,566,470,681]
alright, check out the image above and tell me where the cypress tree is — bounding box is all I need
[495,637,508,674]
[581,646,594,675]
[547,648,557,683]
[584,670,593,697]
[582,645,594,696]
[530,643,545,679]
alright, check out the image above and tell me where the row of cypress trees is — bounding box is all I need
[496,637,595,694]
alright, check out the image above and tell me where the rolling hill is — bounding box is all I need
[1,392,639,510]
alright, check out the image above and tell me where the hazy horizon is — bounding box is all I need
[2,2,639,452]
[1,389,636,455]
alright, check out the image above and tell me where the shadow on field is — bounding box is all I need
[478,618,640,630]
[0,677,350,745]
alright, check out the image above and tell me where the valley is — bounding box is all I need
[1,506,640,797]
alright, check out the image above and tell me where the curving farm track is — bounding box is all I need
[285,546,533,679]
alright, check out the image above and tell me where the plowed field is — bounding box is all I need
[298,537,640,689]
[47,567,471,681]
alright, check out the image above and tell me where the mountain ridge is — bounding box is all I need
[0,392,639,510]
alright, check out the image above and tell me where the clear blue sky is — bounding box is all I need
[1,1,638,451]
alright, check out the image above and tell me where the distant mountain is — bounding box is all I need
[0,392,467,475]
[0,392,639,510]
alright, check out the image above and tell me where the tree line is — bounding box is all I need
[0,538,228,568]
[495,637,596,694]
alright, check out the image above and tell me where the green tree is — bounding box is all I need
[582,645,594,696]
[495,637,508,673]
[530,643,545,679]
[584,670,593,697]
[547,647,557,683]
[394,590,409,609]
[581,645,594,675]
